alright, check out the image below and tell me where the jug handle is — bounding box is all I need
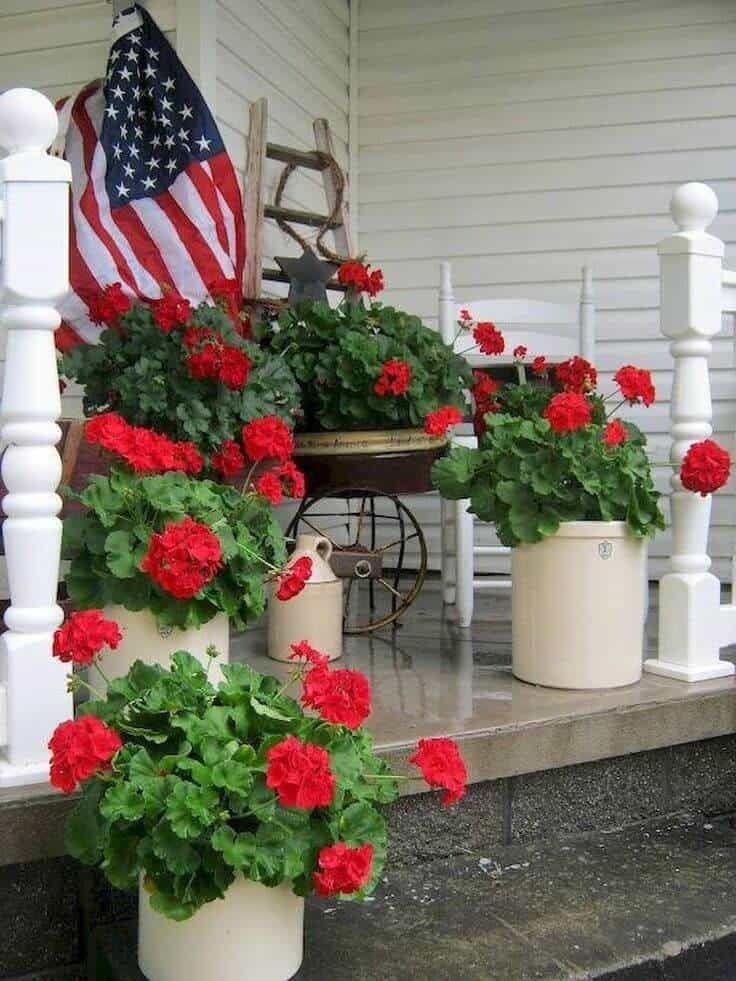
[315,537,333,562]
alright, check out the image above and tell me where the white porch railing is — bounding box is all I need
[644,182,736,682]
[0,88,73,786]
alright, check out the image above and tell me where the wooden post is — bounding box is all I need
[644,183,735,682]
[579,265,595,362]
[0,88,73,785]
[243,98,267,301]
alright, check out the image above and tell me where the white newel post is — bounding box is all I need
[0,89,74,785]
[644,183,735,682]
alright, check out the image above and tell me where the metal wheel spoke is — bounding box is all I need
[377,577,405,602]
[350,496,368,547]
[376,531,420,554]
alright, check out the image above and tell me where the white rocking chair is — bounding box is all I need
[438,262,596,627]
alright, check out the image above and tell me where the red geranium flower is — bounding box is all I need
[218,347,251,389]
[288,640,330,669]
[473,400,501,436]
[85,412,131,452]
[366,268,384,296]
[459,308,473,324]
[424,405,463,436]
[49,716,122,794]
[301,665,371,730]
[211,439,245,477]
[374,359,412,397]
[182,325,214,350]
[142,516,222,599]
[242,416,294,463]
[603,419,627,447]
[87,283,131,328]
[543,392,592,433]
[556,356,597,393]
[513,345,527,359]
[680,439,731,496]
[313,842,374,897]
[53,610,122,666]
[265,735,335,809]
[172,441,204,475]
[409,737,468,806]
[278,460,305,499]
[187,343,221,380]
[473,321,505,356]
[254,469,283,505]
[614,365,655,407]
[471,370,499,404]
[531,356,547,374]
[337,261,369,292]
[151,292,191,332]
[275,556,313,601]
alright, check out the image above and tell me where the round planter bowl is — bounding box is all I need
[138,877,304,981]
[101,606,229,683]
[511,521,646,690]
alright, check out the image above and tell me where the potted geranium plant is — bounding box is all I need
[54,632,468,981]
[62,411,309,678]
[254,262,472,469]
[60,283,301,464]
[433,344,671,689]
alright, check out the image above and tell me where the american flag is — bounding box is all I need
[56,3,245,349]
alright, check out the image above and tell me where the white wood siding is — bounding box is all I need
[358,0,736,578]
[215,0,350,287]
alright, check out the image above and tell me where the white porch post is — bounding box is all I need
[644,183,735,682]
[0,89,73,786]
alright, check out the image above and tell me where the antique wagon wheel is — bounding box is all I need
[286,487,428,634]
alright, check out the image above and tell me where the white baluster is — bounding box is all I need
[579,264,595,362]
[0,89,73,785]
[644,183,735,681]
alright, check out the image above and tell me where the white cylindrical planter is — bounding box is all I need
[511,521,646,690]
[138,878,304,981]
[101,606,229,682]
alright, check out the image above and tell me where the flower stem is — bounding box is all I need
[93,659,112,687]
[74,675,106,700]
[237,540,281,573]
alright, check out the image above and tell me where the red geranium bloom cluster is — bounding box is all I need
[141,516,223,599]
[531,355,547,374]
[276,556,313,601]
[680,439,731,496]
[151,291,191,332]
[87,283,131,328]
[556,356,597,393]
[302,662,372,730]
[337,261,384,296]
[254,460,306,505]
[472,370,499,405]
[313,842,374,897]
[49,716,122,794]
[458,308,473,324]
[85,413,203,475]
[265,735,335,809]
[289,640,330,669]
[53,610,122,666]
[543,392,592,433]
[473,321,505,356]
[242,416,294,463]
[374,359,412,397]
[513,345,527,359]
[184,326,251,390]
[603,419,627,447]
[424,405,463,437]
[409,737,468,806]
[208,277,242,331]
[211,439,245,477]
[614,365,655,406]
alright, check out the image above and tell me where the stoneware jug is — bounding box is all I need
[268,534,343,662]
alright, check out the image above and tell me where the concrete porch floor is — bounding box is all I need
[233,580,736,791]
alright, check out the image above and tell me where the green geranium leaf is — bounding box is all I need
[104,530,139,578]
